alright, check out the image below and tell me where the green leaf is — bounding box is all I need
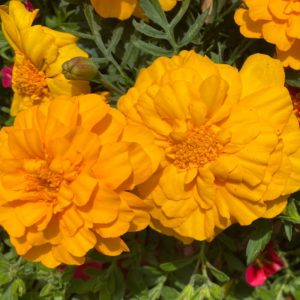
[177,284,194,300]
[209,283,223,300]
[133,20,167,40]
[146,276,166,300]
[108,25,125,53]
[0,272,11,286]
[161,286,179,299]
[1,279,24,300]
[223,253,245,272]
[98,286,112,300]
[179,13,207,47]
[284,222,293,241]
[133,40,173,57]
[286,69,300,88]
[159,256,197,272]
[39,283,54,297]
[254,287,276,300]
[138,0,169,29]
[206,262,230,283]
[246,219,273,264]
[280,198,300,224]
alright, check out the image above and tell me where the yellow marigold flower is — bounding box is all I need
[90,0,178,20]
[235,0,300,70]
[0,0,90,116]
[0,93,160,268]
[118,51,300,243]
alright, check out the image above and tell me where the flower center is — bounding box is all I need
[12,55,50,105]
[25,160,63,202]
[167,126,223,169]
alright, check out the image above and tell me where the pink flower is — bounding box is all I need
[245,243,285,287]
[23,1,35,12]
[0,65,13,88]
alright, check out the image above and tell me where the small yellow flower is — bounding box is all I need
[0,93,160,267]
[118,51,300,243]
[0,0,90,115]
[90,0,178,20]
[235,0,300,70]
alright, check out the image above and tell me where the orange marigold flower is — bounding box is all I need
[90,0,178,20]
[234,0,300,70]
[118,51,300,243]
[0,93,160,268]
[0,0,90,116]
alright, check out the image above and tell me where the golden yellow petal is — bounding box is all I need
[21,25,58,68]
[46,44,88,78]
[78,94,110,130]
[95,237,129,256]
[60,205,84,237]
[91,0,137,20]
[70,173,98,207]
[240,54,285,98]
[245,0,272,21]
[46,74,90,97]
[277,39,300,70]
[234,8,264,39]
[52,245,85,265]
[94,198,133,238]
[78,185,120,224]
[262,196,288,218]
[93,142,132,190]
[23,244,60,268]
[41,26,78,47]
[0,207,25,238]
[221,188,266,225]
[62,227,96,257]
[262,21,293,51]
[159,165,192,201]
[10,236,32,255]
[15,201,49,227]
[120,192,150,232]
[174,209,215,241]
[9,0,38,30]
[0,7,22,51]
[198,75,229,117]
[159,0,177,11]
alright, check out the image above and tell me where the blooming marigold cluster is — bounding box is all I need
[90,0,178,20]
[0,94,160,267]
[235,0,300,70]
[0,0,90,116]
[118,50,300,243]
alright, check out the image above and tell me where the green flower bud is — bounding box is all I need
[62,57,98,81]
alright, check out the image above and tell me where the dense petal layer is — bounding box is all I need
[119,50,300,242]
[0,95,158,267]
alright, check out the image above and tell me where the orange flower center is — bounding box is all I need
[12,55,50,105]
[168,126,223,169]
[25,164,63,201]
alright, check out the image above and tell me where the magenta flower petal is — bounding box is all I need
[245,264,267,287]
[0,65,13,88]
[23,1,35,12]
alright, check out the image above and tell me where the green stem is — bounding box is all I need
[275,276,289,300]
[92,73,124,95]
[194,242,208,277]
[84,5,133,85]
